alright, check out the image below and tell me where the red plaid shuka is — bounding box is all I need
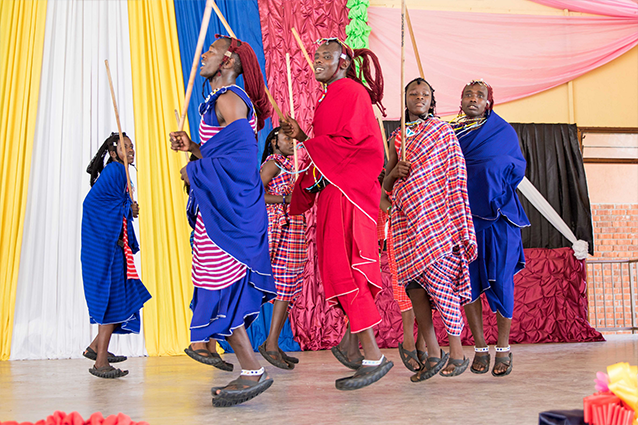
[262,154,307,303]
[378,208,413,312]
[390,119,477,335]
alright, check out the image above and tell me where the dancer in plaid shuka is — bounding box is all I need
[384,78,477,381]
[258,127,307,370]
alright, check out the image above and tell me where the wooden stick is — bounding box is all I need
[179,0,214,132]
[291,27,314,70]
[285,53,299,177]
[175,109,190,162]
[376,114,390,162]
[400,0,406,162]
[405,6,424,79]
[104,60,133,198]
[211,1,284,121]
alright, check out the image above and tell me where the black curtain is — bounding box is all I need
[511,123,594,254]
[382,120,594,254]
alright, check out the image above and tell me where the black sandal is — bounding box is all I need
[184,345,234,372]
[335,356,394,391]
[398,342,423,372]
[440,357,470,377]
[89,365,128,379]
[417,349,428,365]
[278,348,299,364]
[492,351,513,377]
[83,347,127,363]
[331,345,363,370]
[410,350,449,382]
[258,343,293,370]
[470,347,491,374]
[211,373,274,407]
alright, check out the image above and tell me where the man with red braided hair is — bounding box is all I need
[281,37,394,390]
[170,35,277,407]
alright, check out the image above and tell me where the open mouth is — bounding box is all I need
[315,66,324,73]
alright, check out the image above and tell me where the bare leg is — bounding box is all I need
[214,325,263,395]
[440,334,464,375]
[265,300,289,352]
[356,328,382,361]
[338,324,362,361]
[464,299,489,372]
[94,324,115,369]
[407,287,440,362]
[494,311,512,374]
[400,309,421,370]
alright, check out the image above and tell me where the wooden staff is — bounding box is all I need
[291,27,314,70]
[211,2,284,121]
[178,0,214,132]
[376,114,390,161]
[104,59,133,198]
[285,53,299,177]
[405,6,424,79]
[400,0,406,161]
[175,109,190,162]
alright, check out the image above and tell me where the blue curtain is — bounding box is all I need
[173,0,272,159]
[174,0,299,352]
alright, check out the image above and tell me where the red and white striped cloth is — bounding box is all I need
[191,91,257,290]
[122,217,139,281]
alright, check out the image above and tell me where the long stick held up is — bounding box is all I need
[285,52,299,176]
[400,0,406,162]
[178,0,214,132]
[211,2,284,121]
[291,28,314,70]
[405,7,424,79]
[104,59,133,198]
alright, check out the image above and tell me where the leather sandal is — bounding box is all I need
[184,345,233,371]
[211,373,274,407]
[410,350,449,382]
[258,343,293,370]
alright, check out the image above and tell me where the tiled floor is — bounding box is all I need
[1,335,636,424]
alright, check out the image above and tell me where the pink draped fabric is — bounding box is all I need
[289,247,603,350]
[0,411,149,425]
[368,7,638,118]
[530,0,638,18]
[258,0,348,133]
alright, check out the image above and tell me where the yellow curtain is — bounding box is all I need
[128,0,195,356]
[0,0,48,361]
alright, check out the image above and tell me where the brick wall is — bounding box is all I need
[587,204,638,331]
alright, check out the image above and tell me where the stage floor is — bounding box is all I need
[1,335,636,424]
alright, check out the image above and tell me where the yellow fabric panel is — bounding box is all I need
[127,0,195,356]
[0,0,48,361]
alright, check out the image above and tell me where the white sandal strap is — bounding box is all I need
[495,345,511,353]
[474,346,489,353]
[240,367,265,376]
[362,355,384,366]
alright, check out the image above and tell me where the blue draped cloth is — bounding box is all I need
[456,112,530,318]
[186,101,276,341]
[81,162,151,334]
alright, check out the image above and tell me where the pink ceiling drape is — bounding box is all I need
[369,5,638,118]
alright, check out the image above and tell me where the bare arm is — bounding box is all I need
[216,91,249,127]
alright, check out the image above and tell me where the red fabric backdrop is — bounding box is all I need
[289,247,604,350]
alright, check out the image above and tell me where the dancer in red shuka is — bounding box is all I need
[281,37,393,391]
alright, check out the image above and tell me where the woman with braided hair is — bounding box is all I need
[81,132,151,379]
[451,80,530,377]
[384,77,477,381]
[170,35,277,407]
[281,37,393,391]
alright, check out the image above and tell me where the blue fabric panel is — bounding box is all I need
[173,0,272,158]
[218,303,302,353]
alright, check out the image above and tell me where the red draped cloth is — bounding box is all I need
[289,247,604,349]
[290,78,384,333]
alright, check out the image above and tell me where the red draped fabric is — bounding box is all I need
[289,247,603,350]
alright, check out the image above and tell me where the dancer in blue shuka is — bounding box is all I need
[450,80,531,377]
[170,35,277,407]
[81,132,151,379]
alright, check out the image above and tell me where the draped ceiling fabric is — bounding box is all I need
[0,0,48,361]
[127,0,195,357]
[368,6,638,119]
[11,0,146,360]
[173,0,272,157]
[259,0,349,350]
